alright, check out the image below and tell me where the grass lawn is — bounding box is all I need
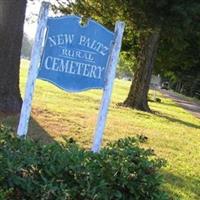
[1,59,200,200]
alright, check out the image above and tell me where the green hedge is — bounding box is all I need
[0,125,168,200]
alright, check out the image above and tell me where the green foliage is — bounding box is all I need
[56,0,200,76]
[116,52,135,78]
[0,125,168,200]
[55,0,200,109]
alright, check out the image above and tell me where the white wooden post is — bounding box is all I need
[17,2,50,138]
[92,21,125,152]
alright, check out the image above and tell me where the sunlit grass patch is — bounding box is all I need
[1,59,200,200]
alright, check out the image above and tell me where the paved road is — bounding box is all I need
[161,90,200,119]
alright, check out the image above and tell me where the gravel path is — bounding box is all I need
[161,90,200,119]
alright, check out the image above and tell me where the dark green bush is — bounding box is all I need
[0,125,168,200]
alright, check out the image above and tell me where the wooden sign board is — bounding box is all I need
[17,2,124,152]
[38,16,114,92]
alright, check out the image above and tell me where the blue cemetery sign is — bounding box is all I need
[37,15,114,92]
[17,1,124,153]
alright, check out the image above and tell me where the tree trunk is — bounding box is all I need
[0,0,27,113]
[123,30,160,112]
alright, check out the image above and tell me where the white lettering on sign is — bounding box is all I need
[79,35,109,56]
[44,56,104,79]
[61,48,95,63]
[48,34,109,56]
[48,34,74,47]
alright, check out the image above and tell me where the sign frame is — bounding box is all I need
[17,2,124,152]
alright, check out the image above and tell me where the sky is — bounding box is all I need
[24,0,62,39]
[24,1,40,38]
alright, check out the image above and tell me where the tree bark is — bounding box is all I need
[123,30,160,112]
[0,0,27,113]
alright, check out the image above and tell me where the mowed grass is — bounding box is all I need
[1,59,200,200]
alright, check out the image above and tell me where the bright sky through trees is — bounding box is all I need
[24,0,60,39]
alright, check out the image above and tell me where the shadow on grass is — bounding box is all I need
[155,112,200,129]
[27,117,56,143]
[160,92,200,118]
[0,113,55,144]
[162,99,200,113]
[116,102,200,129]
[163,171,200,200]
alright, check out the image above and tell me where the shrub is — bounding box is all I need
[0,125,168,200]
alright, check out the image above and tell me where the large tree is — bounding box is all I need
[56,0,200,112]
[112,0,200,111]
[0,0,27,113]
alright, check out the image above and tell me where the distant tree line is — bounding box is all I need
[21,33,33,59]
